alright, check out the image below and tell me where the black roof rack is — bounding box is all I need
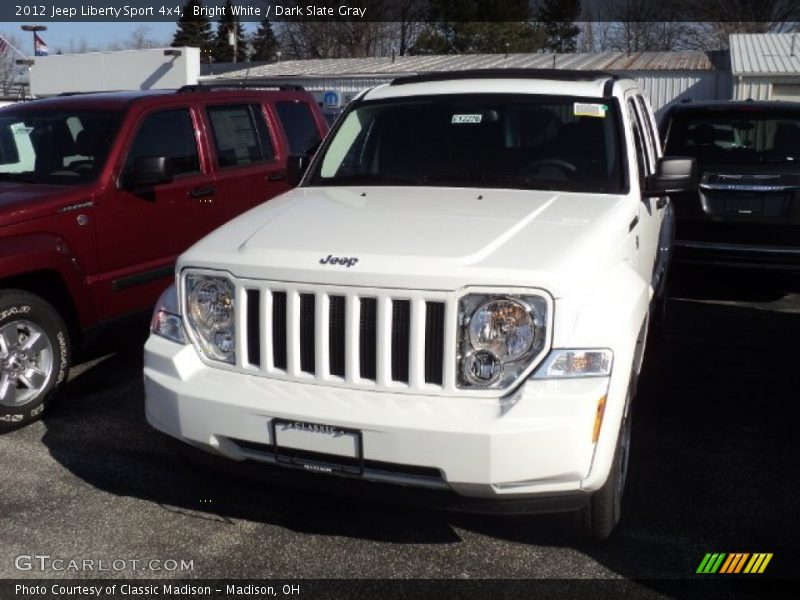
[391,69,619,87]
[177,82,305,93]
[57,90,126,96]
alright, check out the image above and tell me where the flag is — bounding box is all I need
[0,36,8,55]
[34,32,48,56]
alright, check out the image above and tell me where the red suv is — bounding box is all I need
[0,86,327,428]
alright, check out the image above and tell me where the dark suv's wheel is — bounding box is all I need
[574,388,632,542]
[0,290,70,431]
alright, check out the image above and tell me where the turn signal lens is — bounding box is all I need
[150,284,186,345]
[532,349,613,379]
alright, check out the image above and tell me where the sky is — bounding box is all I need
[0,22,257,57]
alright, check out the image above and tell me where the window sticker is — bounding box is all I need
[451,114,483,124]
[574,103,608,118]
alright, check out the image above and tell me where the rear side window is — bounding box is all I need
[125,109,200,177]
[206,104,275,168]
[275,101,321,155]
[633,96,658,170]
[627,99,650,189]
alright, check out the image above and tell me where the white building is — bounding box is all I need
[27,47,200,97]
[731,33,800,101]
[204,51,732,119]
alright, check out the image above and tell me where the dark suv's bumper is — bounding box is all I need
[675,239,800,270]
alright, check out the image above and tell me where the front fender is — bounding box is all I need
[559,261,650,491]
[0,233,97,327]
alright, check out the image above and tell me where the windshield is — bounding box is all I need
[307,94,626,193]
[664,109,800,166]
[0,110,121,184]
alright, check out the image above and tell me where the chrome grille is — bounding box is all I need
[237,282,453,394]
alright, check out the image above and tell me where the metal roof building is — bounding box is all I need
[205,51,731,119]
[731,33,800,101]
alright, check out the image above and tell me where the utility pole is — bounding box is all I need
[21,25,47,56]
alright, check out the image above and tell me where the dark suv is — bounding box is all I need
[661,100,800,269]
[0,85,327,429]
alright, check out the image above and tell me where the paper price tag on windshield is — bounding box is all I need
[574,103,608,118]
[451,114,483,124]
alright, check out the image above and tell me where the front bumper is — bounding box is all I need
[144,336,613,508]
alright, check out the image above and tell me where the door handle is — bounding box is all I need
[188,186,216,198]
[266,171,287,182]
[656,197,668,209]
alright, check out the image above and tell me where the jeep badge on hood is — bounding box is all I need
[319,255,359,267]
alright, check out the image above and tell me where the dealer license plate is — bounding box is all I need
[269,418,364,476]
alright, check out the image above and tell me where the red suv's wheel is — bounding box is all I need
[0,290,70,431]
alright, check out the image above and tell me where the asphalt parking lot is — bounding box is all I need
[1,268,798,590]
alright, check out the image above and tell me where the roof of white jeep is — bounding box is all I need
[364,69,638,102]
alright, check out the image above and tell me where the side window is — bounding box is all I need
[0,122,33,172]
[635,95,660,166]
[275,101,322,155]
[206,104,275,168]
[125,108,200,177]
[627,99,650,189]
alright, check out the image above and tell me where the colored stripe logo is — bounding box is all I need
[697,553,773,574]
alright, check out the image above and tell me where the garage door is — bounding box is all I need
[772,84,800,101]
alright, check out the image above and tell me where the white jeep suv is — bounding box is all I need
[144,70,697,540]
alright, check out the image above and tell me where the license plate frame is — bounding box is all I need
[269,418,364,476]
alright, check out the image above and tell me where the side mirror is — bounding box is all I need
[286,154,309,187]
[126,156,173,188]
[644,157,698,195]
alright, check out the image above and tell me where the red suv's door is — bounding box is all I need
[92,103,217,320]
[200,100,290,224]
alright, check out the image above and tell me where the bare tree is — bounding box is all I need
[668,0,800,49]
[279,1,400,59]
[0,33,25,96]
[127,26,159,49]
[394,0,426,56]
[604,0,691,52]
[577,2,615,52]
[60,37,95,54]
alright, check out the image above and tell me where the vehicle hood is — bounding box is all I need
[180,186,634,298]
[0,182,94,228]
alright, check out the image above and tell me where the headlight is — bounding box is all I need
[150,283,186,345]
[532,349,613,379]
[184,273,235,363]
[458,294,547,389]
[469,298,535,360]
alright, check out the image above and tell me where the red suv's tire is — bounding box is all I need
[0,290,70,431]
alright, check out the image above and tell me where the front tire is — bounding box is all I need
[574,389,632,542]
[0,290,71,431]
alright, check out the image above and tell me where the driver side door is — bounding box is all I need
[92,105,217,321]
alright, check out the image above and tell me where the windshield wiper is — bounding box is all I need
[428,171,564,190]
[325,173,427,186]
